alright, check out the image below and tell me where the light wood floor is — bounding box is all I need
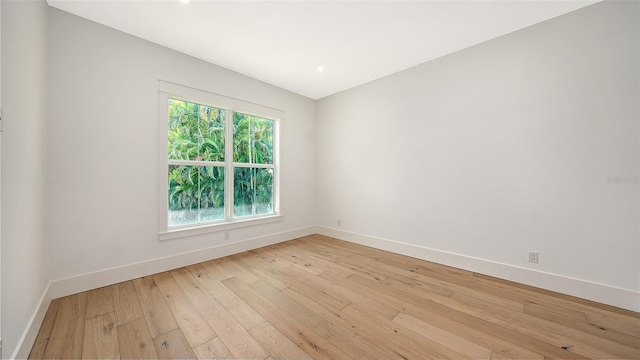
[30,234,640,359]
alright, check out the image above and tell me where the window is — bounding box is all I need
[158,81,282,239]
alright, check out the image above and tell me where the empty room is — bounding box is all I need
[2,0,639,359]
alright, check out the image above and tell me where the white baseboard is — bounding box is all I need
[13,282,52,360]
[316,226,640,312]
[50,226,316,299]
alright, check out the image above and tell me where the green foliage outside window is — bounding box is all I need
[168,98,225,161]
[233,112,273,164]
[233,112,274,217]
[167,98,274,226]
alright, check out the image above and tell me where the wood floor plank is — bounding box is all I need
[295,245,397,283]
[474,272,640,319]
[310,236,444,271]
[378,256,519,298]
[295,239,392,282]
[133,276,179,338]
[222,276,352,360]
[43,293,87,359]
[444,290,639,359]
[246,253,351,312]
[380,272,456,300]
[347,272,588,360]
[250,279,388,359]
[296,236,357,258]
[214,255,260,284]
[248,279,335,338]
[375,272,621,358]
[236,250,291,290]
[374,259,528,317]
[116,318,158,359]
[171,267,269,360]
[524,302,640,351]
[85,286,115,320]
[393,312,493,359]
[113,281,144,325]
[186,264,265,330]
[302,236,378,259]
[363,256,523,310]
[248,322,312,360]
[490,350,513,360]
[402,255,475,278]
[409,304,544,360]
[342,302,471,360]
[284,240,352,262]
[153,328,197,360]
[198,259,234,282]
[280,285,420,360]
[82,312,119,359]
[192,337,232,360]
[237,257,291,290]
[317,271,400,321]
[584,311,640,338]
[262,243,326,275]
[327,271,545,360]
[29,298,61,360]
[292,248,392,281]
[465,270,610,319]
[287,282,351,314]
[152,271,216,348]
[449,286,525,313]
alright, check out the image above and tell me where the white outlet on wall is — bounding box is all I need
[337,219,341,226]
[528,251,539,263]
[224,231,230,240]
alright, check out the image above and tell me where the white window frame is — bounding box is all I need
[158,80,283,241]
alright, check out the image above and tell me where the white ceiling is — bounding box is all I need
[47,0,598,100]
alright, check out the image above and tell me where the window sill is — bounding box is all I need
[158,214,284,241]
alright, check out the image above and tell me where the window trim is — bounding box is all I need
[158,80,283,240]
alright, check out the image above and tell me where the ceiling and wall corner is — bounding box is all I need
[46,0,598,100]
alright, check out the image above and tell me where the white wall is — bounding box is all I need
[317,1,639,307]
[47,8,316,284]
[1,0,51,358]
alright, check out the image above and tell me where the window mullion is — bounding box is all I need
[231,163,274,169]
[225,109,234,221]
[168,159,225,167]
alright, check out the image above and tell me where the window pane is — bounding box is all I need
[168,165,225,227]
[168,165,199,226]
[168,98,225,162]
[233,113,273,164]
[198,104,226,162]
[198,166,225,222]
[233,167,273,217]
